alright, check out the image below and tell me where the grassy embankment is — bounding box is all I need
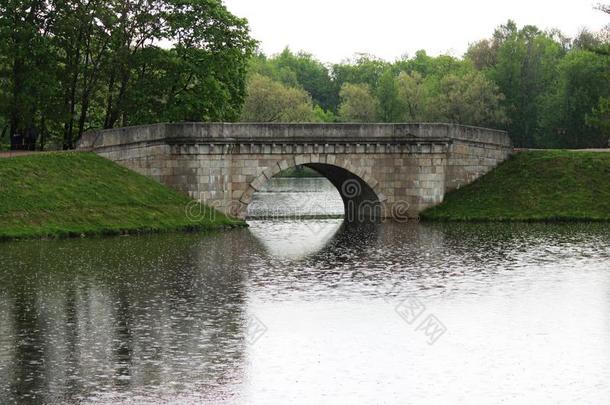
[0,152,244,240]
[421,150,610,222]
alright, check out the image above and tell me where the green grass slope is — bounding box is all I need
[421,150,610,222]
[0,152,243,240]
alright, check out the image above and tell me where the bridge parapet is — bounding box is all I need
[78,123,510,148]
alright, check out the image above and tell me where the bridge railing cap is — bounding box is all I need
[78,122,511,149]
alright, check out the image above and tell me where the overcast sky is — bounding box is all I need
[223,0,608,63]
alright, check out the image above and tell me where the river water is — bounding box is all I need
[1,178,609,404]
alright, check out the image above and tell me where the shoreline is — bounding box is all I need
[421,150,610,222]
[3,149,609,242]
[0,153,246,242]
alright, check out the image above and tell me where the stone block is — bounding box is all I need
[295,155,311,165]
[239,186,257,204]
[241,166,258,176]
[362,174,378,189]
[250,175,268,191]
[232,174,247,183]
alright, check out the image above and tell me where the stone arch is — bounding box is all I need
[237,155,387,221]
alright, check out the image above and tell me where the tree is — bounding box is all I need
[433,72,507,128]
[397,50,469,78]
[581,3,610,146]
[273,48,337,111]
[0,0,59,150]
[465,39,497,70]
[313,105,337,123]
[0,0,256,150]
[584,3,610,55]
[586,98,610,143]
[337,83,379,122]
[465,20,519,71]
[332,54,388,94]
[486,23,565,147]
[240,74,315,122]
[539,50,610,148]
[247,48,337,111]
[248,52,300,88]
[395,71,427,121]
[377,69,401,122]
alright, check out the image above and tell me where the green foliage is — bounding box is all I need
[240,74,315,122]
[313,105,337,123]
[0,153,242,240]
[249,53,300,87]
[377,70,402,122]
[483,24,565,147]
[332,54,388,91]
[465,39,498,70]
[396,63,506,127]
[434,72,507,127]
[274,49,338,111]
[245,47,508,128]
[3,2,607,150]
[395,71,427,121]
[587,98,610,141]
[465,18,610,148]
[403,51,470,78]
[248,49,337,111]
[422,151,610,221]
[338,83,379,122]
[0,0,256,150]
[538,50,610,148]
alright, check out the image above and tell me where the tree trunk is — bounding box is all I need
[39,116,46,151]
[103,69,117,129]
[9,53,24,150]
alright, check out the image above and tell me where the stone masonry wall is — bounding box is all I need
[77,123,513,219]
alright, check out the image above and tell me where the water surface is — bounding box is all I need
[1,179,609,404]
[248,177,344,218]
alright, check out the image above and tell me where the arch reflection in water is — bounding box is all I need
[247,219,344,260]
[247,176,344,219]
[245,164,385,222]
[247,174,350,260]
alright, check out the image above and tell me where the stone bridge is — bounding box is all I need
[77,123,513,220]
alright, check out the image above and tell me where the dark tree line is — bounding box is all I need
[0,0,256,150]
[243,16,609,148]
